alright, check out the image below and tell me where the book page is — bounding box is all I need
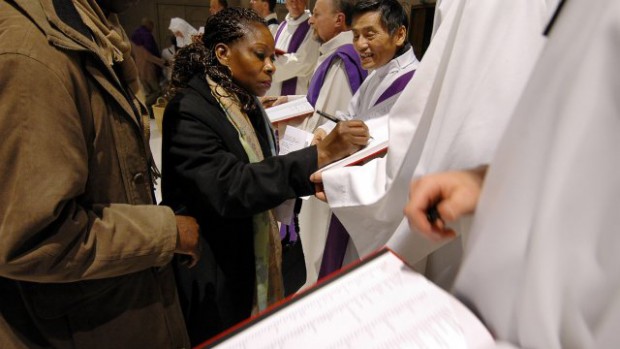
[266,97,314,123]
[278,125,314,156]
[205,250,494,349]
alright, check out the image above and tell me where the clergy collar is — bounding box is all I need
[319,31,353,56]
[373,44,418,78]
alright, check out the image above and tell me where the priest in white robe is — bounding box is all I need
[285,0,366,133]
[405,0,620,346]
[305,0,418,284]
[267,0,320,96]
[312,0,560,288]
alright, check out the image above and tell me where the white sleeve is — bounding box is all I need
[272,32,320,83]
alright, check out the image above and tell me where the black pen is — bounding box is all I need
[317,110,375,140]
[316,109,340,123]
[426,204,443,225]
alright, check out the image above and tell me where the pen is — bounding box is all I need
[317,110,375,140]
[426,204,443,225]
[316,109,340,123]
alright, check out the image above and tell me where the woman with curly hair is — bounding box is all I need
[160,8,369,345]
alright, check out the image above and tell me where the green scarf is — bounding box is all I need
[207,78,284,312]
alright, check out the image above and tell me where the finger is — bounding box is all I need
[405,179,443,234]
[404,201,433,235]
[351,135,370,145]
[342,119,367,128]
[315,189,328,202]
[310,171,323,184]
[341,124,369,135]
[315,192,327,202]
[314,182,328,202]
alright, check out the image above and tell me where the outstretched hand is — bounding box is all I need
[316,120,369,168]
[404,166,487,241]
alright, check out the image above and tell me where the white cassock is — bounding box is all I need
[294,31,363,288]
[320,0,560,287]
[454,0,620,347]
[301,47,418,288]
[267,10,320,96]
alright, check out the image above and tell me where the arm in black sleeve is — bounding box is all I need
[162,95,318,218]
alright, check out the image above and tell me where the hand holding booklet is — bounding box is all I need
[198,248,495,349]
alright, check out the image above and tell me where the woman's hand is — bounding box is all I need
[404,166,487,241]
[311,128,327,145]
[316,120,369,168]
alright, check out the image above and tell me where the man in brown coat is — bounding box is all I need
[0,1,200,348]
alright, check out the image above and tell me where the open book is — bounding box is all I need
[198,248,495,349]
[265,96,314,124]
[320,116,389,172]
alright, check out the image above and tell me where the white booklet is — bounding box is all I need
[265,96,314,124]
[278,125,315,156]
[199,248,495,349]
[319,116,389,172]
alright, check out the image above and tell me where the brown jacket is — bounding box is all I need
[0,1,188,348]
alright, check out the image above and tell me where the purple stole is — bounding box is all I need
[318,68,416,279]
[274,19,311,95]
[306,44,367,107]
[373,69,416,106]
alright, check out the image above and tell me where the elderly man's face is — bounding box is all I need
[352,11,405,70]
[285,0,307,19]
[309,0,340,44]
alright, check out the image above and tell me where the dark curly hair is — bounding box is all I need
[352,0,409,35]
[166,8,268,113]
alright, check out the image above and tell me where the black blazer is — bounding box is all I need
[160,75,318,345]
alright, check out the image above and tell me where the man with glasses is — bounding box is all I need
[267,0,320,96]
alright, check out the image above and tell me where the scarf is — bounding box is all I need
[207,77,284,312]
[73,0,140,93]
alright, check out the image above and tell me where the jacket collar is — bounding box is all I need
[13,0,143,127]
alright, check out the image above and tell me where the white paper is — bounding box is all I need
[278,125,314,155]
[266,97,314,124]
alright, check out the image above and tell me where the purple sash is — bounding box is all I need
[274,19,311,95]
[307,44,367,107]
[373,69,416,106]
[318,214,349,278]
